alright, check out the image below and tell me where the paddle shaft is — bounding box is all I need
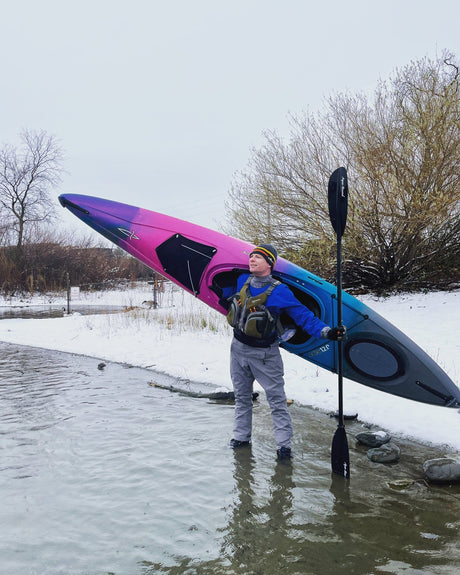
[336,230,344,429]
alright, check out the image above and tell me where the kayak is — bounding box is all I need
[59,193,460,408]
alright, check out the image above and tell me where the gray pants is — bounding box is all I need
[230,338,293,448]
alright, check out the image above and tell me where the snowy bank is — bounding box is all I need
[1,284,459,452]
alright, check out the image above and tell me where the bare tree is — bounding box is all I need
[0,130,64,248]
[226,52,460,290]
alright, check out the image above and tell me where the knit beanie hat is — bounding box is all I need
[250,244,278,269]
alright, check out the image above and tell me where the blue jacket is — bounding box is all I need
[227,273,328,341]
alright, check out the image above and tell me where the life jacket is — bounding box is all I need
[226,277,281,340]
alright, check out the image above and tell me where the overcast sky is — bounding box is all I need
[1,0,459,235]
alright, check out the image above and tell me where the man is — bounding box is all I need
[226,244,346,460]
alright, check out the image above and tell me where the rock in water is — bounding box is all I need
[388,478,416,490]
[356,430,391,447]
[367,442,401,463]
[423,458,460,483]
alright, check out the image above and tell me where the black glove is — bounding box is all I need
[327,326,347,341]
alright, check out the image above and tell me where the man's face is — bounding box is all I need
[249,253,271,277]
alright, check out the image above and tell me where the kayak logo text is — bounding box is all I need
[117,228,140,240]
[308,343,330,357]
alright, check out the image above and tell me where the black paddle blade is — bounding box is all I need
[328,167,348,238]
[331,425,350,478]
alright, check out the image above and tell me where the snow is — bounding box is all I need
[1,284,459,453]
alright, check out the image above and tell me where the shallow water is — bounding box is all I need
[0,342,459,575]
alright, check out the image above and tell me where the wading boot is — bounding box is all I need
[276,446,292,460]
[230,439,250,449]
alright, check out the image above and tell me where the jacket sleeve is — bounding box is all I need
[269,284,329,339]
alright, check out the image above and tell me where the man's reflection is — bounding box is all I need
[219,447,296,572]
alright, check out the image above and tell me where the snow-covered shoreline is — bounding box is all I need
[1,284,459,453]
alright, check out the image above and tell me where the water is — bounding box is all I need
[0,342,459,575]
[0,304,125,320]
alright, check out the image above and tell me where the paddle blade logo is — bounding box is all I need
[328,167,348,238]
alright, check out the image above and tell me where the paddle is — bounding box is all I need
[328,167,350,479]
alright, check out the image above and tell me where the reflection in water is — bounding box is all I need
[222,449,298,573]
[148,419,460,575]
[0,342,459,575]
